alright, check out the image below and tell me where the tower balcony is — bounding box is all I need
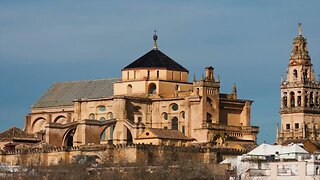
[281,106,320,114]
[281,81,320,88]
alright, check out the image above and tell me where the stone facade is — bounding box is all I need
[277,24,320,144]
[22,33,258,150]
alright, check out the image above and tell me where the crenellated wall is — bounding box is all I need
[0,144,245,167]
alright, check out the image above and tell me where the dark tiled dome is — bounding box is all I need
[123,49,189,72]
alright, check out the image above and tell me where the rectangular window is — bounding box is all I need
[134,71,136,79]
[164,126,168,129]
[172,71,174,80]
[157,70,159,79]
[295,123,299,129]
[147,70,150,78]
[127,71,130,80]
[182,126,185,134]
[286,124,290,130]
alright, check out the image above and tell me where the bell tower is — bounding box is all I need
[277,23,320,143]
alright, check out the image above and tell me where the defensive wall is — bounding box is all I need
[0,143,245,167]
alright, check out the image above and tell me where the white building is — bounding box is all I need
[221,143,320,179]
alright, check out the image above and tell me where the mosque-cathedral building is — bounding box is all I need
[22,32,259,149]
[4,24,320,166]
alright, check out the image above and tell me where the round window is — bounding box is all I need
[146,132,150,136]
[171,103,178,111]
[98,106,106,112]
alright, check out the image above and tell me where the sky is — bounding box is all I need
[0,1,320,143]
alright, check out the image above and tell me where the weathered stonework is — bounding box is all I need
[0,33,259,166]
[277,24,320,145]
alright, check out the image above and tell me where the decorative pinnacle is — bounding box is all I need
[298,22,302,36]
[153,30,158,50]
[232,83,237,94]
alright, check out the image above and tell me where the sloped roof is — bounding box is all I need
[0,127,35,141]
[123,49,189,72]
[137,128,193,140]
[32,78,119,108]
[247,143,308,156]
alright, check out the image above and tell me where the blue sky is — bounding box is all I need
[1,1,320,143]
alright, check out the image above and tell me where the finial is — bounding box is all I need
[298,22,302,36]
[232,83,237,94]
[193,74,197,82]
[153,30,158,50]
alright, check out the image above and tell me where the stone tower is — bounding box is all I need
[277,23,320,143]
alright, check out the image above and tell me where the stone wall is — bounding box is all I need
[0,144,245,167]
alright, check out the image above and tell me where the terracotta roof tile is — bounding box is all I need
[0,127,35,141]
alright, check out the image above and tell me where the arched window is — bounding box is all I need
[163,112,168,120]
[138,117,142,123]
[108,112,114,119]
[65,129,75,147]
[303,69,308,81]
[310,92,314,107]
[305,91,309,107]
[290,92,295,107]
[100,117,106,121]
[54,116,67,124]
[283,96,287,108]
[180,111,185,119]
[206,113,212,123]
[297,96,301,106]
[305,69,308,78]
[127,84,132,94]
[293,69,298,79]
[148,83,157,94]
[32,118,47,134]
[171,117,178,130]
[175,84,179,91]
[89,113,95,120]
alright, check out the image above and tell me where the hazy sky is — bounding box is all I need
[1,1,320,143]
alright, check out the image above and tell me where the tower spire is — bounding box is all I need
[298,22,302,36]
[232,83,237,99]
[153,30,158,50]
